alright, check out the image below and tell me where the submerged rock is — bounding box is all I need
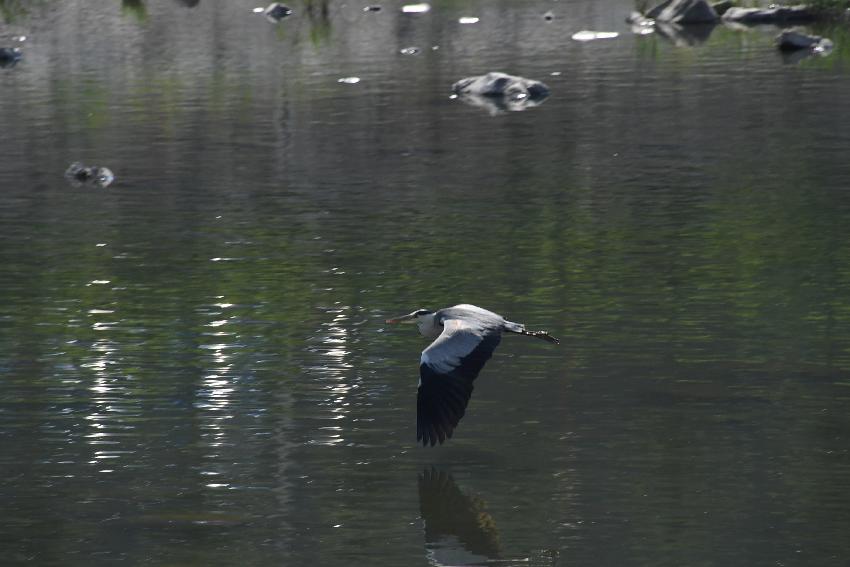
[452,72,549,100]
[0,47,22,68]
[722,6,816,24]
[452,92,549,115]
[776,29,832,51]
[652,0,719,24]
[65,162,115,188]
[263,2,292,21]
[452,72,550,115]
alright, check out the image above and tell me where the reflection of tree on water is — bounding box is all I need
[0,0,41,22]
[120,0,199,19]
[304,0,331,46]
[418,468,558,567]
[121,0,147,21]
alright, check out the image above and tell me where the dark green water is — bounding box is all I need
[1,0,850,565]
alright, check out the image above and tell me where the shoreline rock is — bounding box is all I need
[650,0,719,24]
[722,5,817,24]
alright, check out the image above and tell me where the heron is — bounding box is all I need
[386,304,559,446]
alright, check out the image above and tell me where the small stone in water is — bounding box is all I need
[543,10,554,20]
[338,77,361,84]
[400,47,420,55]
[458,16,479,24]
[363,5,381,11]
[401,3,430,13]
[65,162,115,188]
[0,47,22,68]
[263,3,293,21]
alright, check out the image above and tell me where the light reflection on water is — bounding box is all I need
[1,0,850,565]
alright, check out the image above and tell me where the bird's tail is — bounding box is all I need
[505,321,560,345]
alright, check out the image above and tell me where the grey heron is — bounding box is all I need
[386,304,559,446]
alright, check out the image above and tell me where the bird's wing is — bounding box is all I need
[417,318,502,446]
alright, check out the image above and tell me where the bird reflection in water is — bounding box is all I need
[418,469,558,567]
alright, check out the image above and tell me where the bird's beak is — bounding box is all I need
[386,313,416,324]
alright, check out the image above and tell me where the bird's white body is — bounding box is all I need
[415,312,441,339]
[415,304,499,339]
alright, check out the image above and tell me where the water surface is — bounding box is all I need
[1,1,849,565]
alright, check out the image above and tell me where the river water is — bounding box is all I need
[1,0,849,565]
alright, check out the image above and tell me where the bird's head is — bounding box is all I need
[387,309,440,338]
[385,309,434,325]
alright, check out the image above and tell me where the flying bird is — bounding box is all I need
[386,304,559,446]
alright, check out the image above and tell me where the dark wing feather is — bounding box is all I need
[417,319,502,446]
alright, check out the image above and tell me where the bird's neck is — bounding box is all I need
[416,313,442,339]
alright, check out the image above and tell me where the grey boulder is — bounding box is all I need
[648,0,719,24]
[452,72,550,115]
[722,5,816,24]
[711,0,735,16]
[452,72,549,100]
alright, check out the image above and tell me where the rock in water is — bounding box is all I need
[0,47,22,68]
[452,72,550,115]
[710,0,734,16]
[264,3,292,21]
[654,0,719,24]
[452,72,549,100]
[722,6,816,24]
[65,163,115,188]
[645,0,672,19]
[776,29,832,51]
